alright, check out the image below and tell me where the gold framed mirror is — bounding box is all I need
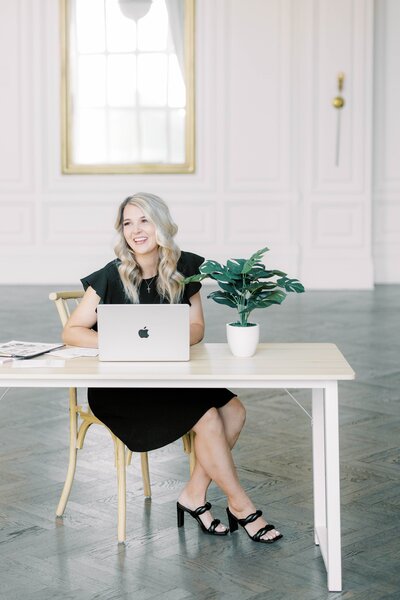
[60,0,195,174]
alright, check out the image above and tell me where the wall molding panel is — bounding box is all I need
[309,0,368,194]
[224,0,293,193]
[299,0,374,289]
[224,200,293,246]
[0,0,33,192]
[0,202,35,245]
[42,203,116,245]
[311,203,365,250]
[172,201,216,246]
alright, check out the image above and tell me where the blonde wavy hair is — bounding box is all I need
[114,193,184,303]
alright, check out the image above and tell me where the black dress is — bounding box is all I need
[81,251,235,452]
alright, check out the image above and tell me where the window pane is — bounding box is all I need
[105,0,136,52]
[75,0,105,53]
[138,0,168,51]
[107,55,136,106]
[138,54,167,106]
[108,109,138,162]
[168,54,185,107]
[74,108,107,163]
[169,109,185,162]
[140,110,167,161]
[77,56,106,107]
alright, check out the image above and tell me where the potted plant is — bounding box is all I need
[183,246,305,357]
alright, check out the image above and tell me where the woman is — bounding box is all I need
[63,192,282,544]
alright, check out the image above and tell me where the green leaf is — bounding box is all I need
[242,246,269,273]
[182,273,208,284]
[227,259,246,274]
[263,269,287,277]
[245,266,267,279]
[209,272,230,283]
[199,260,224,274]
[264,290,286,303]
[277,277,305,293]
[207,290,237,309]
[217,280,239,293]
[291,281,305,293]
[247,282,277,293]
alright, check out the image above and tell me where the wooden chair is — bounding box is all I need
[49,290,196,542]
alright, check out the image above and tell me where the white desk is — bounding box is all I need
[0,342,354,592]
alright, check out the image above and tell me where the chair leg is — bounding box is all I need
[182,432,191,454]
[56,388,78,516]
[140,452,151,498]
[125,447,151,498]
[115,437,126,543]
[182,431,196,476]
[76,420,93,449]
[189,430,196,476]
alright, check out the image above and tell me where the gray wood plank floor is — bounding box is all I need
[0,284,399,599]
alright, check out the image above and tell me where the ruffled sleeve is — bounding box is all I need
[80,260,120,303]
[178,251,205,301]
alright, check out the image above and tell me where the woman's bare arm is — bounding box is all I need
[64,287,205,348]
[62,286,100,348]
[188,291,205,345]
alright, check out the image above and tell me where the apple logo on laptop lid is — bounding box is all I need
[138,326,149,339]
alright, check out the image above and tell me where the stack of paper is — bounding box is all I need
[0,340,64,359]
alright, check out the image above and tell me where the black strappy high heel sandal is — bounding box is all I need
[226,507,283,544]
[177,501,229,536]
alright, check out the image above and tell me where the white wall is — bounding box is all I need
[373,0,400,283]
[0,0,395,288]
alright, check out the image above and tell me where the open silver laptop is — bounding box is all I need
[96,304,190,361]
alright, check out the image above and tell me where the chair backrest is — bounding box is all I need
[49,291,84,327]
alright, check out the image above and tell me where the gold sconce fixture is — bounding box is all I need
[332,72,345,166]
[332,72,345,109]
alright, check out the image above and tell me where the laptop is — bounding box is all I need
[96,304,190,361]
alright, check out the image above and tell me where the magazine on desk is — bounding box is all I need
[0,340,65,359]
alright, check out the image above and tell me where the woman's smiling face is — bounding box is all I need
[122,204,158,257]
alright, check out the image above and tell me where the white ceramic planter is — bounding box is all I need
[226,323,260,357]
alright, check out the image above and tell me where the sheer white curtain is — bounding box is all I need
[165,0,184,77]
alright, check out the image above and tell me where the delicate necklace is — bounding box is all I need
[143,276,156,294]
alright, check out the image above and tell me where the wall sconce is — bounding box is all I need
[332,72,345,166]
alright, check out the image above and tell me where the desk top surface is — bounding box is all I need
[0,343,355,386]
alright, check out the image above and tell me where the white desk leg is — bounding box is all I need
[116,438,126,544]
[312,388,326,545]
[324,381,342,592]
